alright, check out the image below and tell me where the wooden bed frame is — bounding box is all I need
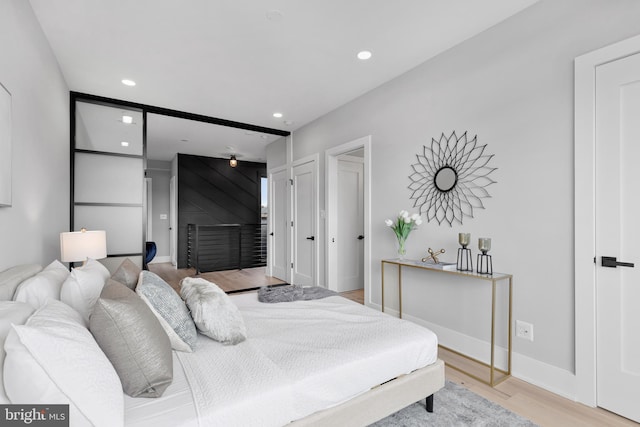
[290,359,445,426]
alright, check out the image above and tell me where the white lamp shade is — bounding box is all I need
[60,230,107,262]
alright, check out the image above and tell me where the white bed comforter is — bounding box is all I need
[126,294,438,427]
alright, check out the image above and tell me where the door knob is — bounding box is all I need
[306,236,315,241]
[357,235,364,240]
[602,256,634,268]
[269,232,274,236]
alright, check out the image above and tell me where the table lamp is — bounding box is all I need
[60,228,107,265]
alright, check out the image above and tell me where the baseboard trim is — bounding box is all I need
[149,256,171,264]
[366,302,578,401]
[403,313,510,372]
[511,352,577,401]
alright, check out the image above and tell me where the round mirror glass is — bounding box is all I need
[434,166,457,192]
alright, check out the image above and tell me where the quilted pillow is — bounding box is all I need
[111,258,141,290]
[0,301,34,404]
[60,258,110,325]
[180,277,247,345]
[90,279,173,398]
[13,260,69,309]
[0,264,42,301]
[3,300,124,426]
[136,271,197,352]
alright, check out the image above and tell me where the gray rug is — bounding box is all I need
[370,381,538,427]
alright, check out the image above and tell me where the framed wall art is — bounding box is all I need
[408,131,496,226]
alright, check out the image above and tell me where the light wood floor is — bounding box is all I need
[148,263,364,304]
[338,289,365,304]
[148,263,286,294]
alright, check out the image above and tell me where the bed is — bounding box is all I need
[124,293,444,426]
[0,262,445,427]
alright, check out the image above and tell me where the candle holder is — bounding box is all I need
[456,233,473,271]
[476,237,493,275]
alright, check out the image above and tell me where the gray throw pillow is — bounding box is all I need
[90,279,173,398]
[136,271,197,352]
[180,277,247,345]
[110,258,141,290]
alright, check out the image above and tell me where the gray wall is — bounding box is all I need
[147,159,171,260]
[0,1,69,269]
[276,0,640,397]
[266,136,287,169]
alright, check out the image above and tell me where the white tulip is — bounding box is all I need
[404,217,411,224]
[385,219,393,227]
[400,210,409,218]
[415,218,423,225]
[410,213,420,221]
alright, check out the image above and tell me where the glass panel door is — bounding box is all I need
[72,99,145,271]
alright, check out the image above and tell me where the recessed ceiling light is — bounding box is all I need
[180,139,188,143]
[121,79,136,87]
[122,115,133,124]
[121,141,129,147]
[357,50,372,60]
[273,112,283,118]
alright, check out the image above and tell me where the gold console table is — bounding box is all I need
[381,259,512,386]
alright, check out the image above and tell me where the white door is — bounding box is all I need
[595,51,640,423]
[336,158,364,292]
[269,168,288,281]
[292,160,316,286]
[169,176,177,266]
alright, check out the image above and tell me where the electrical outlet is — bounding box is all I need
[516,320,534,342]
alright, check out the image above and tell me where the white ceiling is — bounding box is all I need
[147,114,281,162]
[29,0,537,161]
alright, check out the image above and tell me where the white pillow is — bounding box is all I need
[180,277,247,345]
[0,264,42,301]
[13,260,69,309]
[60,258,110,324]
[0,301,34,404]
[3,300,124,427]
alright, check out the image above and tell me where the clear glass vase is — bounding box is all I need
[396,237,407,260]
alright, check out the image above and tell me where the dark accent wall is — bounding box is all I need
[177,153,266,268]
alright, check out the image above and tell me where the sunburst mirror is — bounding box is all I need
[408,131,496,226]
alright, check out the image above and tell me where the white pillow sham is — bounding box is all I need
[180,277,247,345]
[3,300,124,427]
[0,301,34,404]
[60,258,110,325]
[0,264,42,301]
[13,260,69,309]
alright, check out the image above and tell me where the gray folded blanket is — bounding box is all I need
[258,284,338,303]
